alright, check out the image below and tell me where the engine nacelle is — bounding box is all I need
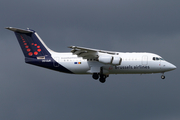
[98,55,122,65]
[112,56,122,65]
[98,55,113,64]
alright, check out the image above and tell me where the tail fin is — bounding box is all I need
[6,27,52,58]
[6,27,73,74]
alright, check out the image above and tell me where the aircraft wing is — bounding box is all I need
[68,46,117,59]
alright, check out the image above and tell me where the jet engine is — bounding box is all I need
[98,55,122,65]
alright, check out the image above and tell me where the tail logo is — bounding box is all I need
[21,35,42,56]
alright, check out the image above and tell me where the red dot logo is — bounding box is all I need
[31,43,34,45]
[34,51,38,55]
[25,46,29,48]
[34,44,37,46]
[37,49,41,52]
[27,48,31,52]
[24,43,27,45]
[28,52,33,56]
[37,46,40,48]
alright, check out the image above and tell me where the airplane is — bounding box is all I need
[6,27,176,83]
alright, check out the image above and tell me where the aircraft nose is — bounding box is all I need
[166,62,176,71]
[171,64,177,70]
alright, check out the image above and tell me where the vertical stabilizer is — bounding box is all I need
[6,27,52,58]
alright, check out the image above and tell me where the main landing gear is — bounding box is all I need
[92,73,108,83]
[92,73,99,80]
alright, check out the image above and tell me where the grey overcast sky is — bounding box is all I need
[0,0,180,120]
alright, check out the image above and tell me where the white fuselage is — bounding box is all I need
[6,27,176,82]
[51,52,176,75]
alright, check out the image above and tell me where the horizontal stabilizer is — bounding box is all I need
[5,27,33,33]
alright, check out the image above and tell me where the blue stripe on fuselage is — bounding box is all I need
[25,57,73,74]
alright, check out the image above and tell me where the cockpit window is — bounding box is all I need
[160,58,164,60]
[152,57,164,61]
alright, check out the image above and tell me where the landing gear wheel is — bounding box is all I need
[92,73,99,80]
[161,75,165,79]
[99,74,106,83]
[99,77,106,83]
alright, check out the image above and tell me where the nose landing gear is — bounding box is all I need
[161,74,165,79]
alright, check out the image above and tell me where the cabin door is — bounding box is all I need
[142,56,148,65]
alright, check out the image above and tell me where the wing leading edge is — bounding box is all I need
[69,46,118,59]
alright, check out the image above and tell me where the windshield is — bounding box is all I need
[153,57,164,61]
